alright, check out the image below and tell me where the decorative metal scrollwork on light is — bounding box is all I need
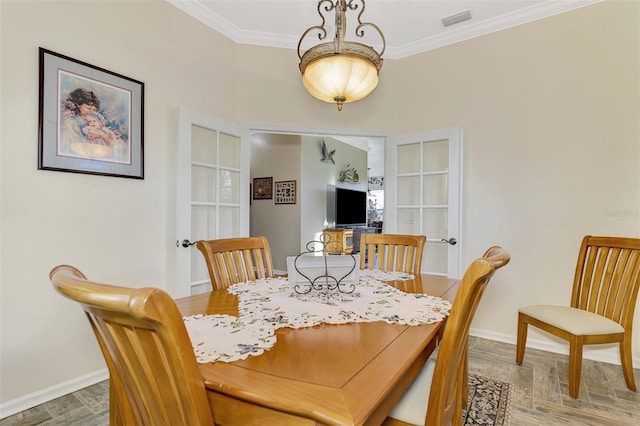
[297,0,385,111]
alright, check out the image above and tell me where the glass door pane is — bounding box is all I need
[177,108,249,297]
[397,143,420,173]
[388,127,462,278]
[422,208,448,275]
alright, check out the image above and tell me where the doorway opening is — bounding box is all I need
[249,130,385,272]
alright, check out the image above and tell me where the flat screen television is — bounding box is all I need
[327,186,367,227]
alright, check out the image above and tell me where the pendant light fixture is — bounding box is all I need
[297,0,385,111]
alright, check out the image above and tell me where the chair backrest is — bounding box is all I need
[49,265,213,426]
[572,236,640,329]
[359,233,426,275]
[196,236,275,290]
[425,246,510,426]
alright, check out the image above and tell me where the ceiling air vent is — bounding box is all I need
[442,10,473,27]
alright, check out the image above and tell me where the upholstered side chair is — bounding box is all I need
[360,233,427,275]
[383,246,511,426]
[196,236,275,290]
[516,235,640,398]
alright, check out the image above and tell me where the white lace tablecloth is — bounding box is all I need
[184,270,452,363]
[360,269,415,282]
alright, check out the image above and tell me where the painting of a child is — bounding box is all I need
[59,76,130,163]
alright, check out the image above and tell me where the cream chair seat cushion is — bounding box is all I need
[388,358,436,425]
[519,305,624,335]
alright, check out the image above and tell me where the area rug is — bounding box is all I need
[462,374,513,425]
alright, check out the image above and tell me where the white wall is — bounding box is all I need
[1,0,638,416]
[300,136,368,251]
[250,134,301,271]
[0,0,242,410]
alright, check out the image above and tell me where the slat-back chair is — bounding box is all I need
[49,265,213,426]
[384,246,511,426]
[360,234,427,275]
[516,235,640,398]
[196,236,275,290]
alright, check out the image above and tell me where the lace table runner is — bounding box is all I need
[184,270,452,363]
[184,314,277,363]
[360,269,415,281]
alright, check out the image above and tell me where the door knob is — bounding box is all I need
[441,238,457,245]
[178,239,197,248]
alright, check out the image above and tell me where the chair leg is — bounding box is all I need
[568,337,584,399]
[620,337,637,391]
[515,313,528,365]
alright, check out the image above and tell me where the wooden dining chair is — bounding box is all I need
[384,246,511,426]
[196,236,275,290]
[360,233,427,275]
[516,235,640,398]
[49,265,214,426]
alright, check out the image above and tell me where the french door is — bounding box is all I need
[386,127,463,278]
[175,108,250,297]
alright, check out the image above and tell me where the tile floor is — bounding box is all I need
[0,380,109,426]
[1,337,639,425]
[466,337,640,425]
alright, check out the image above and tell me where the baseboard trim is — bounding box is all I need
[0,368,109,419]
[470,328,640,366]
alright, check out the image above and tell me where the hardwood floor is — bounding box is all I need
[1,337,638,425]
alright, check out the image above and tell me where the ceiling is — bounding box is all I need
[167,0,601,60]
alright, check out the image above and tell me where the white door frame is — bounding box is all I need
[177,119,462,295]
[386,126,463,278]
[176,107,250,297]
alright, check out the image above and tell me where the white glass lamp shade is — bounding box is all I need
[297,0,385,111]
[301,54,379,111]
[300,41,382,111]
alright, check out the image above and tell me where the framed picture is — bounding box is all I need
[38,48,144,179]
[253,177,273,199]
[275,180,296,205]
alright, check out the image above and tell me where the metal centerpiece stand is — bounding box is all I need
[291,232,358,302]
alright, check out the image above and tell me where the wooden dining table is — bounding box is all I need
[174,274,459,426]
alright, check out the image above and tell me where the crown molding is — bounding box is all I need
[387,0,605,59]
[166,0,297,49]
[167,0,605,59]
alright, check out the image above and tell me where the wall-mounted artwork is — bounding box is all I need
[38,48,144,179]
[275,180,296,204]
[253,177,273,199]
[320,140,335,164]
[368,176,384,190]
[339,164,359,183]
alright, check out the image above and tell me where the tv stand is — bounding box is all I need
[323,228,353,254]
